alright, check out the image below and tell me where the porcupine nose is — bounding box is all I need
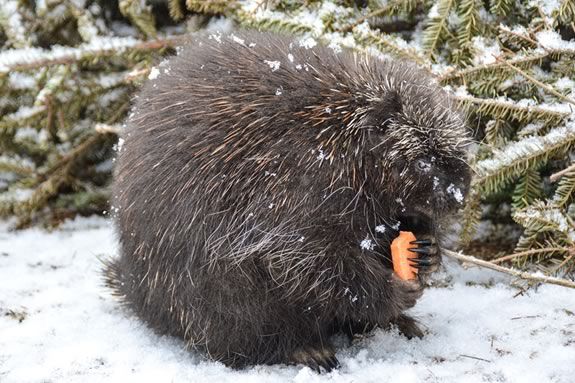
[429,170,467,212]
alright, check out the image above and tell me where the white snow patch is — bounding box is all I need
[427,3,439,18]
[148,67,160,80]
[263,60,281,72]
[528,0,561,17]
[433,176,440,189]
[230,34,245,45]
[360,237,375,250]
[471,37,502,65]
[316,148,327,161]
[536,30,575,50]
[446,183,464,204]
[299,37,317,49]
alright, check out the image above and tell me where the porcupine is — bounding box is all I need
[105,30,472,372]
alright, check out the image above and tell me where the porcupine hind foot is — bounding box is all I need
[290,345,340,373]
[390,314,424,339]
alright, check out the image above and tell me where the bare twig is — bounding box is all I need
[442,249,575,289]
[459,354,492,363]
[550,162,575,182]
[94,123,122,134]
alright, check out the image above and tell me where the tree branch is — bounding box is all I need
[0,36,185,73]
[442,249,575,289]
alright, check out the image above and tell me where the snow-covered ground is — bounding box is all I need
[1,217,574,383]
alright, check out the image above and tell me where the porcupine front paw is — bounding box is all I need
[290,345,340,373]
[391,273,424,311]
[408,238,440,278]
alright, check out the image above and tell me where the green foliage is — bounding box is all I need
[119,0,158,38]
[422,0,454,57]
[512,168,543,210]
[552,168,575,207]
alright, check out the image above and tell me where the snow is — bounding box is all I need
[536,30,575,51]
[446,183,464,204]
[263,60,281,72]
[0,217,574,382]
[299,37,317,49]
[471,37,502,65]
[147,67,160,80]
[360,237,375,250]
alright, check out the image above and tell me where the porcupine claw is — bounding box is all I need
[290,346,340,373]
[409,257,433,268]
[407,247,431,255]
[409,239,432,246]
[408,239,440,275]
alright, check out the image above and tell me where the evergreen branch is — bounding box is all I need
[339,0,420,32]
[239,15,314,34]
[551,168,575,206]
[168,0,185,21]
[339,4,395,33]
[0,159,35,176]
[454,94,571,122]
[443,249,575,289]
[119,0,158,39]
[438,51,548,83]
[512,168,542,210]
[484,119,509,147]
[185,0,238,14]
[457,0,481,46]
[513,200,575,236]
[491,247,570,264]
[0,0,31,48]
[459,188,482,244]
[69,4,102,42]
[353,29,427,67]
[34,65,69,107]
[495,56,575,106]
[550,251,575,274]
[498,25,539,49]
[490,0,514,16]
[475,125,575,194]
[556,0,575,25]
[0,36,185,74]
[422,0,455,57]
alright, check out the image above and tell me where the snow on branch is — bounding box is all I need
[0,36,184,74]
[475,121,575,193]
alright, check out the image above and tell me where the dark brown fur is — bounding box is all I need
[106,30,471,371]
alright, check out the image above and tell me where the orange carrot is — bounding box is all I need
[391,231,418,280]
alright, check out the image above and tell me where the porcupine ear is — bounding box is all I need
[376,89,403,129]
